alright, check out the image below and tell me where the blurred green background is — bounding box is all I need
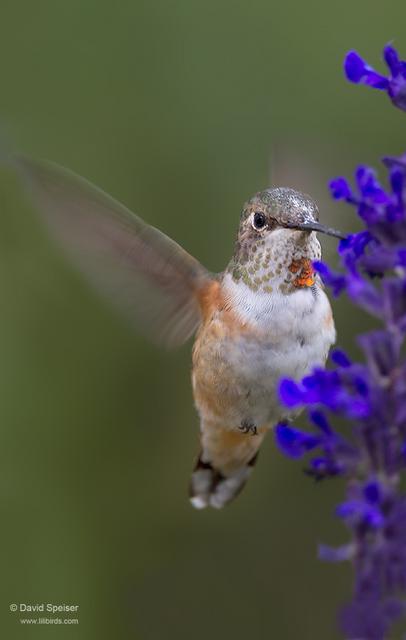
[0,1,405,638]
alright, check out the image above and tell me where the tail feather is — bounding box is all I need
[189,450,258,509]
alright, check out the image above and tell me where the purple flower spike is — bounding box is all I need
[345,45,406,111]
[274,44,406,640]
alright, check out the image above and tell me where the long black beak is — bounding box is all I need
[284,221,346,240]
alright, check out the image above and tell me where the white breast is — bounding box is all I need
[220,273,336,426]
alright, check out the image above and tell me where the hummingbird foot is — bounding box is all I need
[238,421,258,436]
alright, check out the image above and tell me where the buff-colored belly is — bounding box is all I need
[192,288,335,429]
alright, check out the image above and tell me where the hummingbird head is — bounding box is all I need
[239,187,344,241]
[227,187,344,293]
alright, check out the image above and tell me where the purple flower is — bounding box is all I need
[345,45,406,111]
[313,261,347,296]
[339,597,405,640]
[330,177,357,203]
[275,44,406,640]
[345,51,389,89]
[327,152,406,284]
[275,424,320,458]
[330,350,350,369]
[383,152,406,172]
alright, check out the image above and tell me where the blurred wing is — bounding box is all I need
[17,156,211,347]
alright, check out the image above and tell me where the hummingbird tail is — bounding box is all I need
[189,449,259,510]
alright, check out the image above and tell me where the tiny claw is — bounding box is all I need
[239,422,258,436]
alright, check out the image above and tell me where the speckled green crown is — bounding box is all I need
[242,188,319,226]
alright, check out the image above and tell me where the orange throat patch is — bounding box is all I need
[288,258,315,288]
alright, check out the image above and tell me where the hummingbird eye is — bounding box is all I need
[252,211,266,230]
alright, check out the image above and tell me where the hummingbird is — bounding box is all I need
[16,156,344,509]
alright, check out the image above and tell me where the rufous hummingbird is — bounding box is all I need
[16,156,344,509]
